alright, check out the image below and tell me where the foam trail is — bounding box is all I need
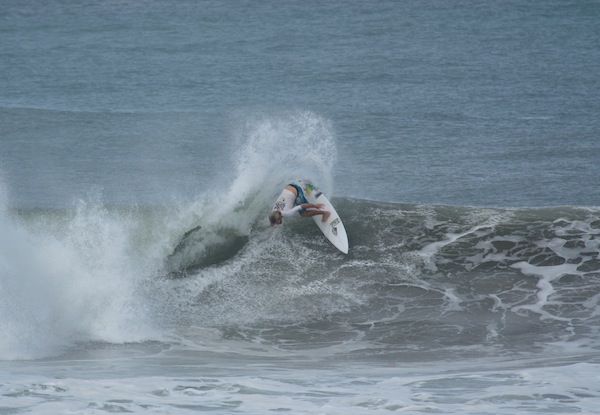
[419,224,490,272]
[510,262,578,322]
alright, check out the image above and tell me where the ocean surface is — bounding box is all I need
[1,1,600,413]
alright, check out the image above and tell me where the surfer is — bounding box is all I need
[269,180,330,226]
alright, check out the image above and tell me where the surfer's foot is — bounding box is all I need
[321,211,330,222]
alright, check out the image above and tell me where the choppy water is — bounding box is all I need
[1,1,600,414]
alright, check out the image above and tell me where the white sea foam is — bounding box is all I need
[0,192,160,359]
[2,359,600,414]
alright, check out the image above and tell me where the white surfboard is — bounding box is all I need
[301,182,349,254]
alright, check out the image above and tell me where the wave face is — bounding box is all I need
[1,109,598,361]
[160,200,600,362]
[2,190,599,361]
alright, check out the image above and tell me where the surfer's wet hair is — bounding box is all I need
[269,210,282,226]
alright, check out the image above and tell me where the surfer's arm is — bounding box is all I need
[281,205,303,217]
[300,209,325,217]
[300,203,324,210]
[281,203,325,217]
[300,206,331,222]
[299,204,327,215]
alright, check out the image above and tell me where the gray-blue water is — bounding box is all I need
[1,1,600,413]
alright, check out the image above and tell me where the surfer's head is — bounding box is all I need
[269,210,283,226]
